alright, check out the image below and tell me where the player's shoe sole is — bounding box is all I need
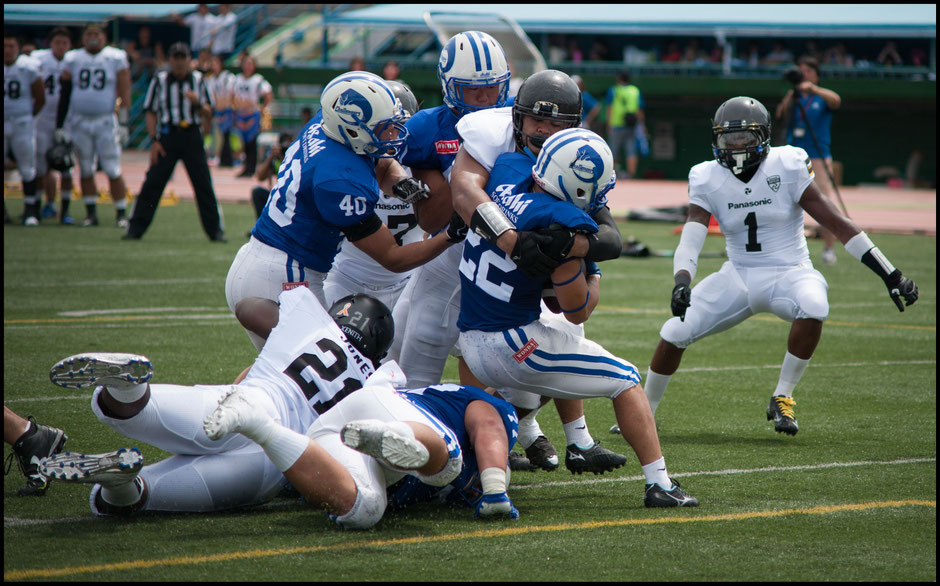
[49,353,153,391]
[767,395,799,435]
[40,447,143,488]
[341,419,429,470]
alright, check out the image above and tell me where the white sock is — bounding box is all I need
[257,426,310,473]
[517,409,544,449]
[21,421,32,436]
[114,198,127,210]
[562,416,593,448]
[641,457,672,489]
[104,383,148,403]
[774,352,811,398]
[645,369,672,415]
[480,467,509,495]
[101,476,143,506]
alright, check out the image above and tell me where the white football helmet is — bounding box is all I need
[320,71,409,159]
[437,31,510,117]
[531,128,615,214]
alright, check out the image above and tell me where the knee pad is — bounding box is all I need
[659,316,695,349]
[329,481,386,530]
[414,451,463,487]
[795,296,829,322]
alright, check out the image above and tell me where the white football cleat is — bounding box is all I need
[203,386,272,441]
[50,353,153,391]
[341,419,429,470]
[40,447,143,488]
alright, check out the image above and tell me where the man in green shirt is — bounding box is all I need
[605,70,645,179]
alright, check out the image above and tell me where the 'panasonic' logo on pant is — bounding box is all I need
[728,198,772,210]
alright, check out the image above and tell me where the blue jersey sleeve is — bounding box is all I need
[400,106,461,172]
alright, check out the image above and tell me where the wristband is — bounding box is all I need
[470,201,514,244]
[561,291,590,314]
[861,247,897,282]
[844,231,875,261]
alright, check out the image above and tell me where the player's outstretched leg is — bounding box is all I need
[341,419,430,470]
[40,448,147,516]
[49,353,153,391]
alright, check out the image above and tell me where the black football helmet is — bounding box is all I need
[384,80,420,120]
[711,96,771,176]
[46,137,75,172]
[329,293,394,366]
[512,69,582,152]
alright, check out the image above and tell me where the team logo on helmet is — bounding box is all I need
[570,145,605,185]
[439,37,456,74]
[334,89,373,126]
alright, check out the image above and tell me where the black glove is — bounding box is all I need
[445,211,468,243]
[671,283,692,321]
[531,224,577,262]
[391,177,430,205]
[885,270,918,312]
[511,231,559,279]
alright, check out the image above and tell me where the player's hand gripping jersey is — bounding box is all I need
[457,151,598,332]
[689,145,815,267]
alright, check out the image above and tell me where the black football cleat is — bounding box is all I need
[644,478,699,508]
[5,417,68,496]
[565,440,627,475]
[767,395,799,435]
[524,435,559,471]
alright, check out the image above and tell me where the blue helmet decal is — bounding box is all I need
[439,37,457,74]
[570,145,605,185]
[334,89,373,126]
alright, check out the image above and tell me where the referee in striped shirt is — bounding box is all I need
[123,42,226,241]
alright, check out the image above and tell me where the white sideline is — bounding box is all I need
[4,457,934,528]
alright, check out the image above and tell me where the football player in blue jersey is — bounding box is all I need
[457,128,700,508]
[448,70,628,475]
[225,71,460,350]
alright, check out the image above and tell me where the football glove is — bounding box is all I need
[885,270,918,312]
[511,230,559,279]
[391,177,430,205]
[445,210,468,243]
[531,224,578,262]
[116,125,129,145]
[671,283,692,321]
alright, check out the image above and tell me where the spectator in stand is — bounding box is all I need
[909,46,927,67]
[744,41,761,67]
[125,25,165,81]
[824,42,854,67]
[566,37,583,63]
[876,41,903,67]
[194,48,212,74]
[382,59,400,81]
[660,41,681,63]
[174,4,215,53]
[681,39,706,65]
[762,41,794,65]
[802,40,822,62]
[348,56,365,72]
[210,4,237,59]
[571,75,601,131]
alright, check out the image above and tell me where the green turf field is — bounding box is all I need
[3,201,935,581]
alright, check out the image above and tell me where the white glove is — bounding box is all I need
[116,125,129,145]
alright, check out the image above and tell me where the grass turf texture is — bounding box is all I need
[4,201,936,581]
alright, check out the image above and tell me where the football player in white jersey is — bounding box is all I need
[32,27,76,224]
[3,32,45,225]
[55,23,131,227]
[645,96,919,435]
[323,80,424,311]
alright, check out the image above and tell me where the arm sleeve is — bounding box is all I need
[584,206,623,263]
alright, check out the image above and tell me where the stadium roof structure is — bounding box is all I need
[2,4,202,24]
[324,4,937,38]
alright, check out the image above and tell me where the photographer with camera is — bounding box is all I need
[777,56,842,264]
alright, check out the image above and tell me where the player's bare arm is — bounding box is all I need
[30,77,45,116]
[411,168,453,233]
[349,219,453,273]
[798,181,860,242]
[551,258,592,325]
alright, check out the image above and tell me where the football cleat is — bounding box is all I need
[524,435,559,471]
[24,216,39,227]
[41,203,57,218]
[822,247,837,266]
[767,395,799,435]
[4,417,68,496]
[644,478,699,508]
[116,217,129,229]
[341,419,429,470]
[508,450,537,472]
[474,492,520,520]
[40,447,143,488]
[81,215,99,227]
[609,424,621,435]
[565,440,627,475]
[60,215,75,225]
[202,386,270,441]
[50,353,153,391]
